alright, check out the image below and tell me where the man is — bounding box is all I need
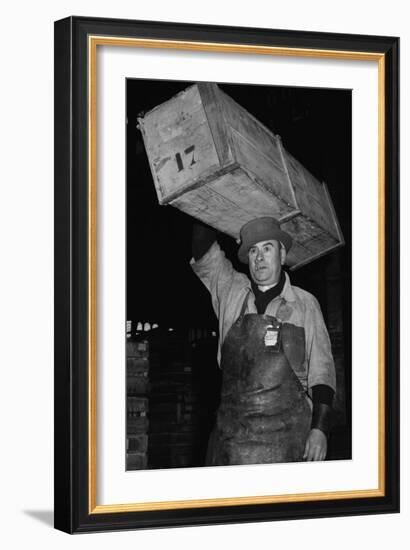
[191,217,336,466]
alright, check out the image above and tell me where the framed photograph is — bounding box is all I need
[54,16,399,533]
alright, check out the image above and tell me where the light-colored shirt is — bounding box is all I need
[191,241,336,395]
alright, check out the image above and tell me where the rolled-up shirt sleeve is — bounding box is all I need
[304,295,337,393]
[191,241,249,364]
[191,242,241,317]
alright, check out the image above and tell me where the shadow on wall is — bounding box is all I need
[23,510,54,527]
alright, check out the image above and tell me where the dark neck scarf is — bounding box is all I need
[251,270,286,314]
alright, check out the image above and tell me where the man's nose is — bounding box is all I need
[256,249,264,261]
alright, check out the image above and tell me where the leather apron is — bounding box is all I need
[206,291,312,466]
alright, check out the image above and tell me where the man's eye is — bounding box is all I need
[249,248,256,255]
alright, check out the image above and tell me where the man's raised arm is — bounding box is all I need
[192,221,217,261]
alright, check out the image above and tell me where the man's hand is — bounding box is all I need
[303,428,327,461]
[192,222,217,261]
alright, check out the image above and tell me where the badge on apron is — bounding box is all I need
[264,322,281,352]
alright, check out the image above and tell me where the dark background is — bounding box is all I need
[126,79,352,468]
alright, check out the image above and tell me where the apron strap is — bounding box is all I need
[275,298,287,321]
[238,289,251,319]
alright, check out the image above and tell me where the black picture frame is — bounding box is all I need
[54,15,399,534]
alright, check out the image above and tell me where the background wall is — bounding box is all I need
[0,0,407,547]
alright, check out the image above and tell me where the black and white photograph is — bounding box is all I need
[125,79,352,471]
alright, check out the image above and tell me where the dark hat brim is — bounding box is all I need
[237,218,292,264]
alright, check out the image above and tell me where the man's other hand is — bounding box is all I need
[303,428,327,461]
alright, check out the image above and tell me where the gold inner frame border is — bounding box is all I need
[87,35,386,514]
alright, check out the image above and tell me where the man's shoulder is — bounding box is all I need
[288,282,320,308]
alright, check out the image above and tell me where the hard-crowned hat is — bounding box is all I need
[237,217,293,264]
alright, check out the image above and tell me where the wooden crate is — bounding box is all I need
[138,83,344,269]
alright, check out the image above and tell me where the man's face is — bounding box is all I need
[248,239,284,286]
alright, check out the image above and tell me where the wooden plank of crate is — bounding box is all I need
[286,240,310,267]
[138,85,221,204]
[173,167,294,238]
[322,180,345,245]
[126,452,147,470]
[290,242,345,270]
[211,168,296,221]
[284,160,340,240]
[231,129,298,209]
[219,88,282,162]
[283,149,341,240]
[127,416,149,433]
[304,231,337,254]
[172,169,253,236]
[283,215,341,270]
[127,357,149,374]
[300,168,341,239]
[219,89,297,209]
[127,434,148,453]
[127,340,149,357]
[283,214,324,244]
[197,82,233,167]
[127,396,149,413]
[284,152,315,193]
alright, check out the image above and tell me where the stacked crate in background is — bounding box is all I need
[322,255,350,460]
[126,326,220,470]
[147,329,202,470]
[126,338,150,470]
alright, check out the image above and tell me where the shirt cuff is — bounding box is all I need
[311,384,334,406]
